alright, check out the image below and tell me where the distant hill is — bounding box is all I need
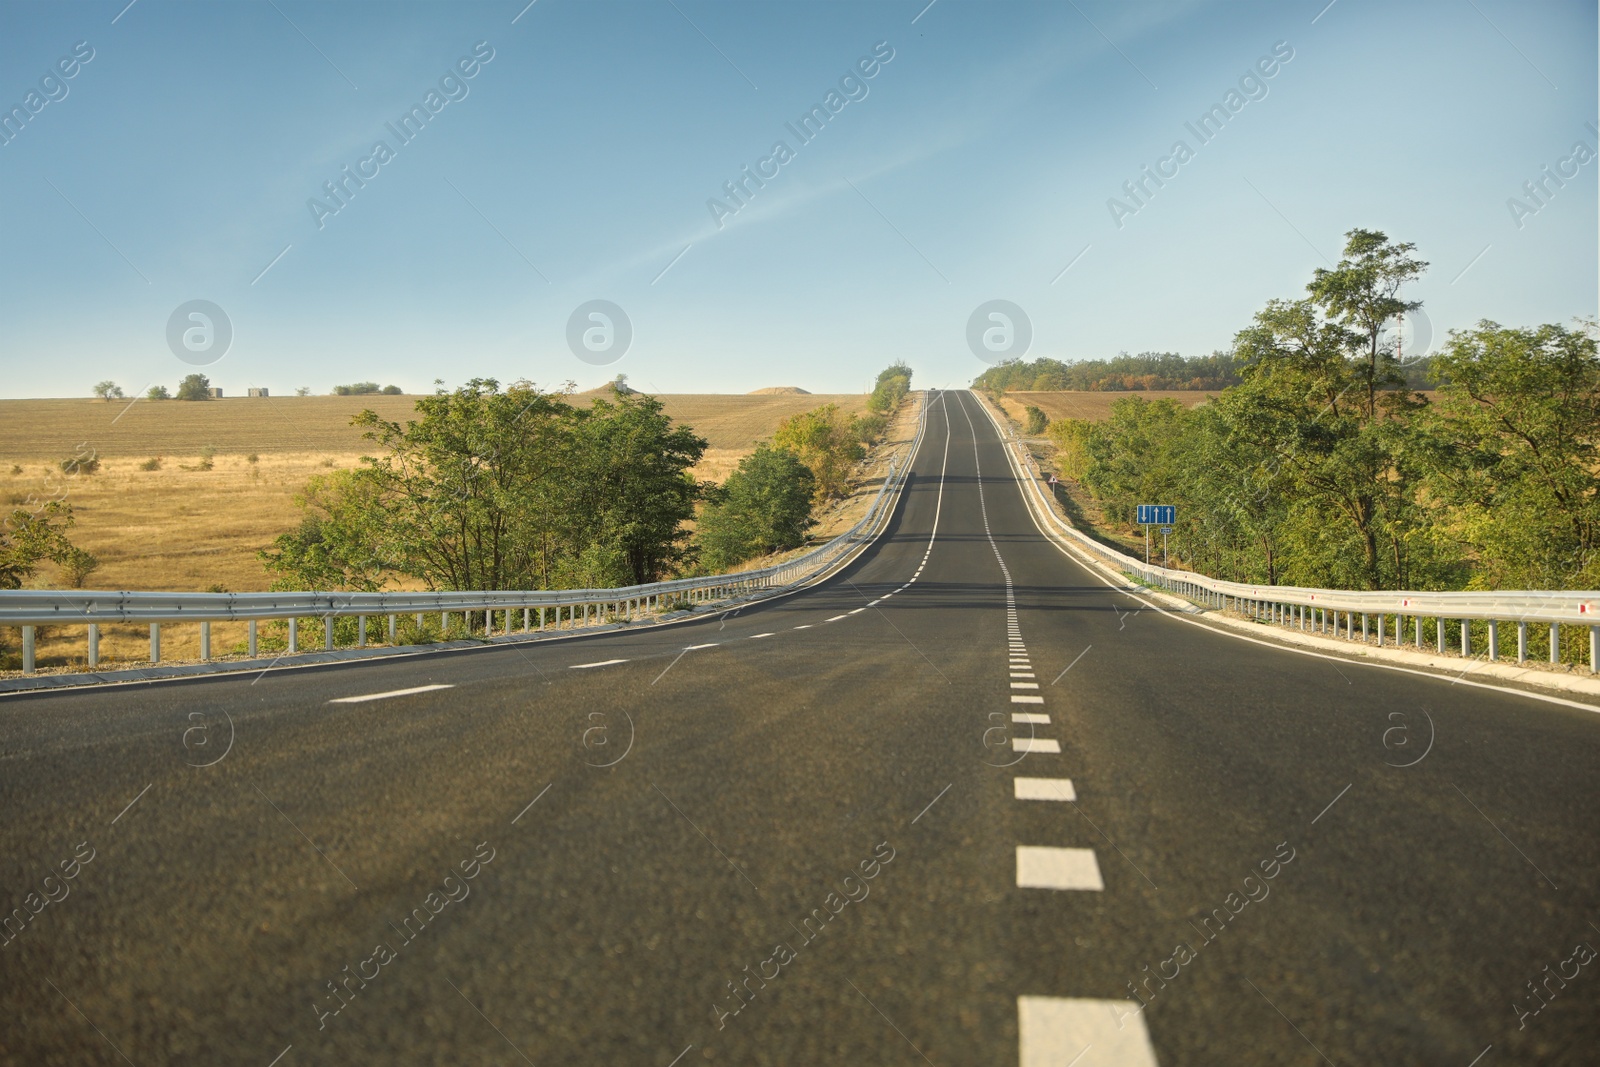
[747,386,811,395]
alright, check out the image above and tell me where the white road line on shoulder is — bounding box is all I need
[1016,846,1104,891]
[827,614,850,622]
[1018,996,1157,1067]
[684,643,720,650]
[848,608,866,615]
[793,625,813,630]
[749,632,776,639]
[869,600,882,606]
[329,683,455,703]
[1012,737,1059,752]
[1012,712,1050,724]
[569,660,627,670]
[1014,777,1076,801]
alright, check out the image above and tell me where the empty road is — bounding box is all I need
[2,390,1596,1066]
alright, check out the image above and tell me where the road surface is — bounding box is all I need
[2,390,1596,1066]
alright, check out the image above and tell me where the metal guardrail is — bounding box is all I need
[3,394,931,675]
[973,391,1600,674]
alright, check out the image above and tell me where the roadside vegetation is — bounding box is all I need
[695,364,914,572]
[1013,230,1598,602]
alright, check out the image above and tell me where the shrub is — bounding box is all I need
[9,465,22,476]
[331,382,381,396]
[868,361,913,414]
[246,454,259,464]
[176,373,211,401]
[60,453,100,476]
[146,385,171,400]
[381,385,402,395]
[774,403,864,502]
[138,457,162,471]
[696,445,816,571]
[1024,405,1048,435]
[294,387,311,396]
[852,413,889,444]
[59,547,100,589]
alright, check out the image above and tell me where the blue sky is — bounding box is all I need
[1,0,1594,398]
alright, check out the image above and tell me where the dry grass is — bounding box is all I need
[0,392,873,669]
[0,393,870,461]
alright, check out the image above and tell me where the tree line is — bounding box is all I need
[262,367,914,593]
[1032,230,1598,599]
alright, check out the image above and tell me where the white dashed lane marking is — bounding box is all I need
[1014,777,1076,801]
[568,660,628,670]
[1011,682,1040,690]
[1012,695,1045,704]
[826,615,850,622]
[328,684,454,704]
[1011,712,1050,724]
[1012,737,1059,752]
[1016,846,1104,891]
[748,632,775,639]
[1018,996,1158,1067]
[684,643,719,650]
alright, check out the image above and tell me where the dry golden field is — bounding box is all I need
[0,392,869,460]
[0,391,872,593]
[0,391,874,669]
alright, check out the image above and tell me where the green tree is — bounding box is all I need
[146,385,171,400]
[0,502,80,589]
[1420,320,1600,588]
[1307,228,1427,421]
[262,379,706,592]
[92,381,123,400]
[696,445,816,571]
[176,374,212,401]
[868,361,913,413]
[1023,405,1048,435]
[774,403,864,502]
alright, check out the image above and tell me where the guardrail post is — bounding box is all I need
[388,615,397,643]
[88,623,99,668]
[538,606,546,631]
[1436,618,1445,654]
[1376,614,1383,646]
[151,623,161,663]
[1590,626,1597,674]
[324,616,335,651]
[1414,617,1424,649]
[200,621,211,661]
[1517,621,1527,662]
[288,618,298,654]
[1549,623,1559,664]
[1487,620,1498,660]
[441,612,450,637]
[523,608,530,632]
[358,616,367,647]
[1460,619,1469,657]
[22,626,35,674]
[249,620,258,657]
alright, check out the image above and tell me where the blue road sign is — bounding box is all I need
[1160,526,1173,535]
[1137,504,1175,525]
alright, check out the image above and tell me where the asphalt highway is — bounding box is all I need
[2,390,1596,1066]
